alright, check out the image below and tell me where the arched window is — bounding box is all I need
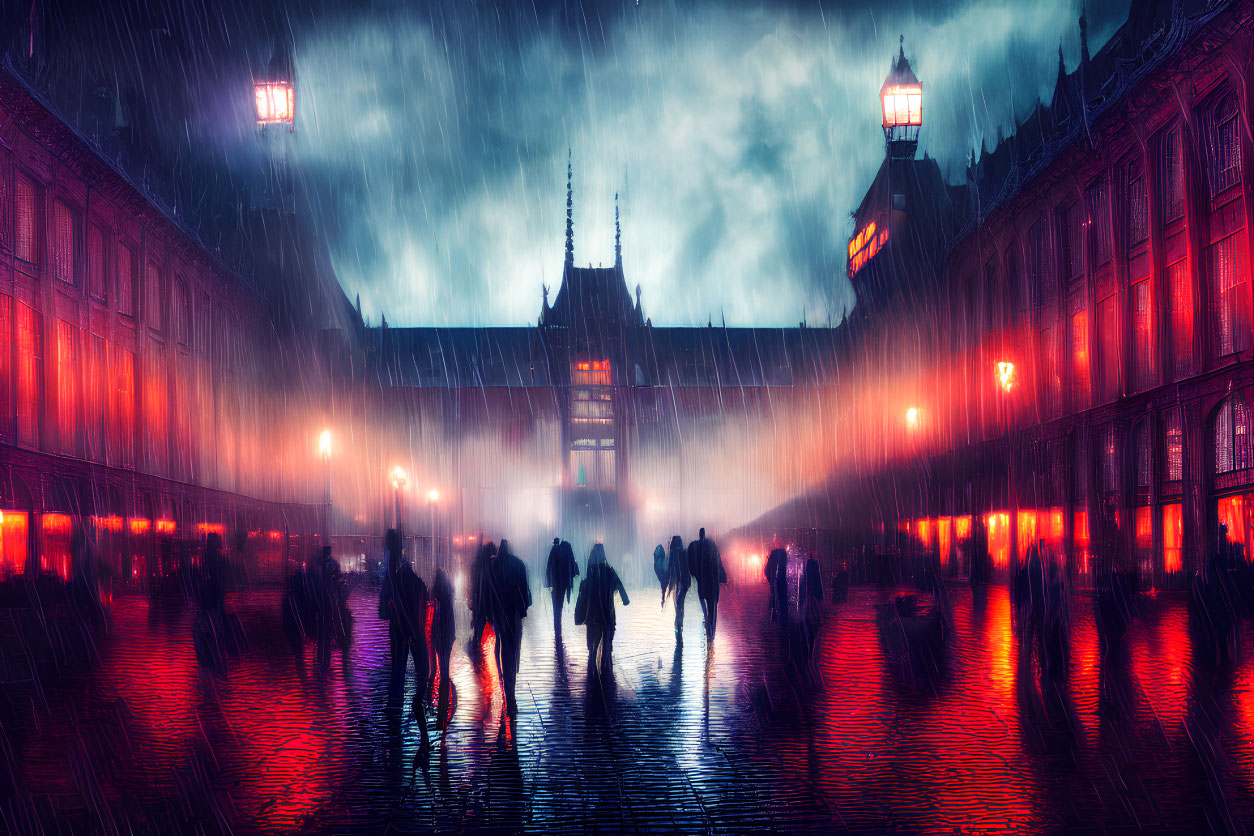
[1215,394,1252,475]
[1163,407,1183,483]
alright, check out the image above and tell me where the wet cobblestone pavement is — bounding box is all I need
[5,581,1254,833]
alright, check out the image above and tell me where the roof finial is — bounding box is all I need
[899,34,904,61]
[614,192,622,269]
[565,149,574,269]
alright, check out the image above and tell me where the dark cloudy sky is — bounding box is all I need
[33,0,1133,327]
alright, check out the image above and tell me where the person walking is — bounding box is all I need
[381,529,431,751]
[689,528,727,644]
[667,535,691,638]
[467,540,497,657]
[490,539,532,716]
[577,543,630,674]
[431,567,457,731]
[765,547,788,622]
[545,538,579,637]
[798,554,824,658]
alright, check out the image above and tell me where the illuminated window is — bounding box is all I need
[1101,424,1118,495]
[16,303,42,446]
[1215,394,1252,475]
[1071,309,1090,410]
[1131,278,1154,391]
[53,199,79,286]
[117,243,136,317]
[254,81,295,125]
[1163,407,1183,483]
[0,511,29,580]
[1097,295,1119,402]
[113,347,135,468]
[571,360,611,386]
[1134,420,1151,491]
[1163,503,1183,573]
[1167,260,1192,379]
[87,223,106,301]
[15,174,39,266]
[56,321,79,456]
[1208,231,1249,357]
[1206,92,1241,197]
[86,335,106,462]
[1158,126,1184,223]
[40,513,72,580]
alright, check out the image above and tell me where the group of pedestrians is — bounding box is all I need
[1012,541,1070,677]
[466,539,533,716]
[649,528,727,644]
[282,545,353,675]
[762,547,827,659]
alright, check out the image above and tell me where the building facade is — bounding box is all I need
[821,0,1254,589]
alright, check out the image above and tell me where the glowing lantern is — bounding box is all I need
[391,466,408,490]
[254,81,294,127]
[880,37,922,156]
[905,406,919,428]
[996,361,1016,392]
[318,429,332,458]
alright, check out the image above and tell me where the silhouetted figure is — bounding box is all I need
[1095,563,1133,662]
[544,538,578,636]
[489,539,531,716]
[653,544,669,605]
[282,560,313,674]
[431,567,457,731]
[1025,543,1046,660]
[194,533,239,669]
[666,535,690,637]
[765,547,788,622]
[689,528,727,644]
[1042,560,1070,679]
[381,529,431,751]
[831,564,849,603]
[1191,550,1238,666]
[311,546,351,672]
[468,540,497,656]
[798,555,823,659]
[576,544,630,675]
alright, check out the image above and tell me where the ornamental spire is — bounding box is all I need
[564,150,574,269]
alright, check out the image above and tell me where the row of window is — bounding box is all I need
[6,166,198,344]
[973,87,1247,425]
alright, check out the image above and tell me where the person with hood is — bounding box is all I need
[545,537,579,636]
[764,547,789,622]
[381,529,431,750]
[667,535,691,637]
[688,528,727,643]
[577,543,630,673]
[467,540,497,656]
[490,539,532,715]
[431,567,457,731]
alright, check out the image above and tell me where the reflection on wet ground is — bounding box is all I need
[3,582,1254,832]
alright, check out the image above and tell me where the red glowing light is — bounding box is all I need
[996,361,1015,392]
[196,523,226,537]
[254,81,295,126]
[156,520,176,535]
[1163,503,1183,573]
[130,518,151,535]
[0,510,29,580]
[848,219,889,278]
[92,514,124,533]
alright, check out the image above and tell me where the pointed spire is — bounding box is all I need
[564,150,574,269]
[899,33,905,62]
[614,192,622,268]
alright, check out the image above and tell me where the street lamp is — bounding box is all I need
[996,361,1016,393]
[905,406,920,429]
[318,429,332,541]
[391,466,407,532]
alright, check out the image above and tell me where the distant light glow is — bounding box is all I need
[156,520,176,535]
[996,361,1016,392]
[427,488,440,503]
[906,406,919,428]
[391,466,407,490]
[318,429,332,457]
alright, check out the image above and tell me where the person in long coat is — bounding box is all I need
[545,538,579,636]
[490,539,532,716]
[798,555,824,658]
[579,543,630,673]
[381,529,431,750]
[765,547,788,622]
[667,535,690,638]
[467,540,497,656]
[688,528,727,643]
[431,568,457,730]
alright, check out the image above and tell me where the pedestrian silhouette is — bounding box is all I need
[431,567,457,731]
[765,547,788,622]
[467,540,497,657]
[688,528,727,644]
[544,537,579,637]
[575,543,630,675]
[381,529,431,751]
[489,539,531,716]
[653,544,669,605]
[799,554,823,659]
[667,535,691,639]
